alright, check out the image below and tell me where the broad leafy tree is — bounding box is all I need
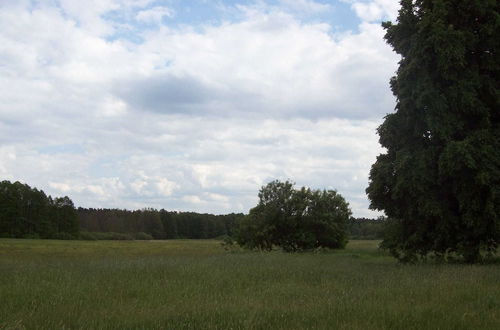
[367,0,499,262]
[237,180,352,251]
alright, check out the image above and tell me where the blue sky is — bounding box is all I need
[103,0,361,34]
[0,0,400,217]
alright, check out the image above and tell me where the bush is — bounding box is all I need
[79,231,98,241]
[21,233,41,239]
[220,235,237,251]
[91,232,134,240]
[134,232,153,240]
[78,231,136,241]
[52,232,77,240]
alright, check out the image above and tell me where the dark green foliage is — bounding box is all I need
[79,231,149,241]
[52,232,78,240]
[348,217,386,239]
[367,0,500,262]
[237,180,352,251]
[94,232,134,240]
[78,208,244,240]
[0,180,78,239]
[79,231,134,240]
[134,232,154,240]
[53,197,79,237]
[220,234,236,251]
[78,231,98,241]
[159,209,178,238]
[140,208,163,238]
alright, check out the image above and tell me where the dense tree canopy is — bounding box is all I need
[78,208,243,240]
[0,180,78,239]
[348,217,386,240]
[237,180,352,252]
[366,0,499,262]
[1,179,376,242]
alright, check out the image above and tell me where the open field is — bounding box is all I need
[0,239,498,329]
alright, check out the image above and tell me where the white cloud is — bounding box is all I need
[49,182,73,193]
[352,2,384,21]
[136,6,175,25]
[0,146,16,180]
[57,0,120,36]
[131,179,149,194]
[349,0,399,22]
[102,96,128,116]
[52,177,126,199]
[0,1,397,217]
[156,178,178,197]
[132,13,397,119]
[182,195,202,204]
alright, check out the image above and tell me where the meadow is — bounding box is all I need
[0,239,498,329]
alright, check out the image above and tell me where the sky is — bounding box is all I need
[0,0,400,217]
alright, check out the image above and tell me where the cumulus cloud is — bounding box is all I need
[347,0,399,22]
[122,11,397,119]
[0,115,384,216]
[115,74,214,114]
[0,0,399,217]
[136,6,175,25]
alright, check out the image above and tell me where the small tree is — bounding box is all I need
[237,180,352,251]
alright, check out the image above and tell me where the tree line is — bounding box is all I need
[78,208,244,240]
[78,207,384,241]
[0,180,78,239]
[1,180,382,241]
[348,217,386,240]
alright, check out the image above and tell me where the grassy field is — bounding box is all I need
[0,239,498,329]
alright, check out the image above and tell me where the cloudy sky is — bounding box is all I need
[0,0,400,217]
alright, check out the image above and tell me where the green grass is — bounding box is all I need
[0,239,498,329]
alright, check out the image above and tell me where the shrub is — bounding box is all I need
[52,232,77,240]
[79,231,98,241]
[21,233,41,239]
[92,232,134,240]
[134,232,153,240]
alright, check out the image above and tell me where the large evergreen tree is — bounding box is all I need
[367,0,499,262]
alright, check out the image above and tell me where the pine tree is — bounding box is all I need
[366,0,499,262]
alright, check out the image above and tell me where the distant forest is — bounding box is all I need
[0,180,78,239]
[0,180,385,240]
[78,208,243,240]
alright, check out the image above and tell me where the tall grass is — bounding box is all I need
[0,239,498,329]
